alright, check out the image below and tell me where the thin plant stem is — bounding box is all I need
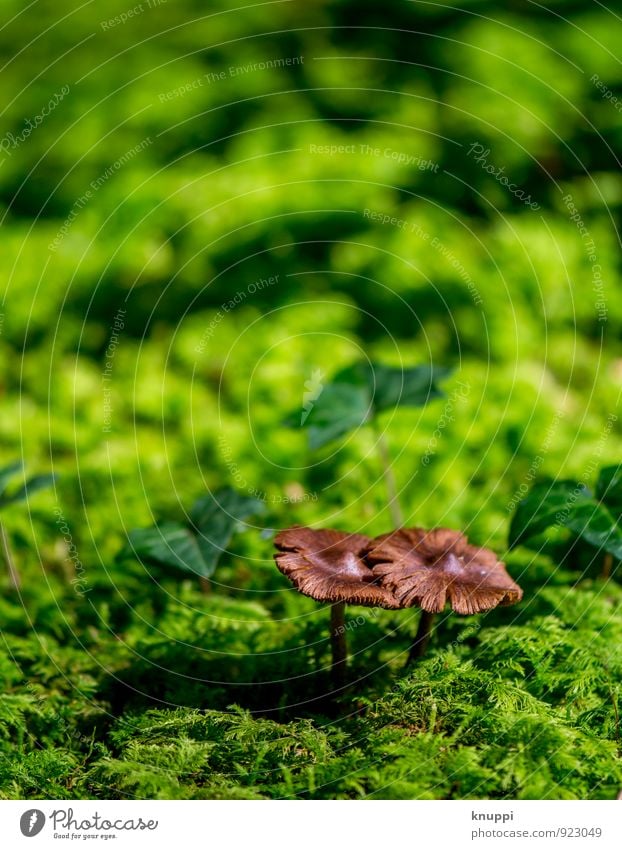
[374,427,403,528]
[0,521,20,590]
[330,601,347,688]
[602,553,613,580]
[407,610,436,664]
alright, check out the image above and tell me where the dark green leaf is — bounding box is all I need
[190,487,265,529]
[125,522,211,579]
[564,501,622,560]
[190,488,265,575]
[595,464,622,523]
[334,361,452,413]
[293,360,451,449]
[121,489,264,581]
[508,480,591,549]
[304,382,371,450]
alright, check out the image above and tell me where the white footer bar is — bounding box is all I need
[0,800,619,848]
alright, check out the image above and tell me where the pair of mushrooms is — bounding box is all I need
[274,526,522,686]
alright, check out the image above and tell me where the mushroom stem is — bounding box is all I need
[602,553,613,580]
[0,521,20,591]
[199,577,211,594]
[330,601,347,687]
[407,610,436,664]
[374,427,403,528]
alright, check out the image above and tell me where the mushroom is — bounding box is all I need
[274,527,399,686]
[366,527,522,663]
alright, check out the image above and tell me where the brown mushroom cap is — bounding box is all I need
[365,527,522,615]
[274,527,400,608]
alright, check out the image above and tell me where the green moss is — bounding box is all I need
[1,579,621,799]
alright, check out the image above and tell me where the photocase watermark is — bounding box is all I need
[102,308,127,433]
[20,809,46,837]
[19,800,158,836]
[507,409,565,512]
[48,137,153,251]
[159,56,304,102]
[195,275,279,354]
[226,55,304,78]
[334,611,373,637]
[53,506,91,596]
[361,143,439,171]
[467,143,540,210]
[363,208,483,306]
[301,368,324,425]
[421,381,471,465]
[333,604,387,638]
[590,74,622,113]
[562,192,607,322]
[48,808,157,835]
[0,85,69,161]
[100,0,166,30]
[309,142,439,172]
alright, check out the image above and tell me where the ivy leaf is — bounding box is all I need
[190,488,265,574]
[126,522,211,579]
[295,361,451,449]
[564,501,622,560]
[123,489,265,580]
[305,382,371,450]
[595,464,622,523]
[508,480,591,549]
[336,361,452,413]
[509,476,622,559]
[0,472,57,509]
[190,487,265,530]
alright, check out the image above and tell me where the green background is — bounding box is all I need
[0,0,621,799]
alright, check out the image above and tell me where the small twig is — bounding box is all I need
[0,521,20,590]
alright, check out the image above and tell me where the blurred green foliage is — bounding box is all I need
[0,0,621,799]
[509,467,622,562]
